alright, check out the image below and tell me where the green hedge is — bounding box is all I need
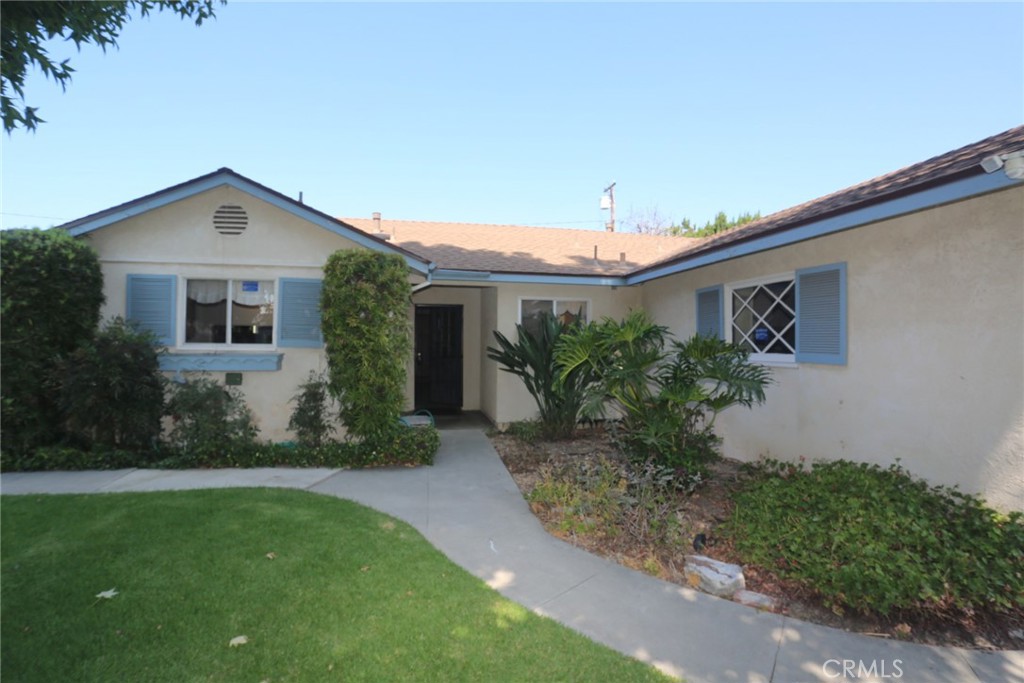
[1,427,441,472]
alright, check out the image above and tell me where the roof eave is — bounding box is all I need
[627,169,1021,285]
[62,168,433,275]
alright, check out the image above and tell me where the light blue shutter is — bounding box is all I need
[278,278,323,347]
[795,262,847,365]
[695,285,724,339]
[126,274,176,346]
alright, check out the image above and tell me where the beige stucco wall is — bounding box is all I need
[479,281,645,426]
[639,186,1024,510]
[84,186,368,442]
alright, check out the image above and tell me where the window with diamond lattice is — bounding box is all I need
[729,276,795,359]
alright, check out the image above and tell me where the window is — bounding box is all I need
[519,298,589,337]
[728,274,796,362]
[185,279,275,345]
[696,262,846,365]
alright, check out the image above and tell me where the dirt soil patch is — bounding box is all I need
[490,428,1024,651]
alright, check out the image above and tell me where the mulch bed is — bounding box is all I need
[489,427,1024,651]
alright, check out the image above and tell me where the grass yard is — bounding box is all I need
[1,489,671,682]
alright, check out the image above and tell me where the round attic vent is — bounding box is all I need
[213,205,248,235]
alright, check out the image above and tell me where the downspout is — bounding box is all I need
[410,262,437,295]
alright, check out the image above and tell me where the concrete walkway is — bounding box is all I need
[2,428,1021,683]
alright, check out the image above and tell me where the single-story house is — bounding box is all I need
[60,126,1023,509]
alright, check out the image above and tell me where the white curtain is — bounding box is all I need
[187,280,273,306]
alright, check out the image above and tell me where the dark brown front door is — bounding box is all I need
[414,305,463,413]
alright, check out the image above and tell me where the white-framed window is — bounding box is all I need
[184,278,276,346]
[725,272,796,363]
[518,297,590,338]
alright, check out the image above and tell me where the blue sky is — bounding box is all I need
[2,1,1022,232]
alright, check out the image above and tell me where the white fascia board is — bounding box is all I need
[627,173,1021,286]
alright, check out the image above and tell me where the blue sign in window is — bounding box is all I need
[242,281,259,292]
[754,327,770,343]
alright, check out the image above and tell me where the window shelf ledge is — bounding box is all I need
[159,353,283,372]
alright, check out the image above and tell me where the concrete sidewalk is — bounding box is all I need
[2,429,1021,683]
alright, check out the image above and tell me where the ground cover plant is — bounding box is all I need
[1,489,670,683]
[729,459,1024,624]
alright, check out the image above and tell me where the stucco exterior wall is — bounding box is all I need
[84,186,364,442]
[640,187,1024,510]
[481,281,645,426]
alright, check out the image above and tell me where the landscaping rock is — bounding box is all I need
[733,589,778,611]
[683,554,745,597]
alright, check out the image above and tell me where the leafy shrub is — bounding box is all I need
[1,228,105,453]
[164,376,259,465]
[556,311,772,475]
[321,250,410,440]
[54,317,165,451]
[729,459,1024,619]
[287,371,337,448]
[487,312,589,439]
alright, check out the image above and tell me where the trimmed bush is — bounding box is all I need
[287,371,337,448]
[729,459,1024,619]
[1,228,104,453]
[54,317,165,451]
[320,250,411,440]
[164,376,259,465]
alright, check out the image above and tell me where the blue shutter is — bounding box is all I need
[278,278,323,347]
[126,274,176,346]
[695,285,724,339]
[795,262,847,365]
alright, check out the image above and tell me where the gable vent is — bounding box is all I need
[213,205,248,236]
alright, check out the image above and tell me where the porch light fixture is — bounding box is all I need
[980,150,1024,180]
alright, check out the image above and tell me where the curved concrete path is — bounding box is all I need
[2,428,1021,683]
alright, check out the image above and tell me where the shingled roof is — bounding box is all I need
[345,125,1023,279]
[634,125,1024,275]
[340,218,699,276]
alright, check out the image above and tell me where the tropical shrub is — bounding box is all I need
[730,459,1024,619]
[0,228,105,453]
[287,370,337,448]
[164,376,259,465]
[320,250,411,440]
[487,312,589,439]
[555,310,772,473]
[54,317,165,451]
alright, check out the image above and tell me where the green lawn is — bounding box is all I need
[1,488,671,682]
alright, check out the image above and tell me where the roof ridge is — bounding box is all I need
[340,216,697,240]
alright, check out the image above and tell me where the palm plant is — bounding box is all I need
[556,310,772,472]
[487,312,588,439]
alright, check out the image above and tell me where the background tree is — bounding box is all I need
[624,208,762,238]
[320,250,411,440]
[2,0,223,132]
[1,228,105,453]
[672,210,762,238]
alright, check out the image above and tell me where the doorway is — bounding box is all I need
[414,305,464,413]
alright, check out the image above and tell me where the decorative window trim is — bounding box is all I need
[158,353,283,372]
[725,271,796,364]
[704,262,847,366]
